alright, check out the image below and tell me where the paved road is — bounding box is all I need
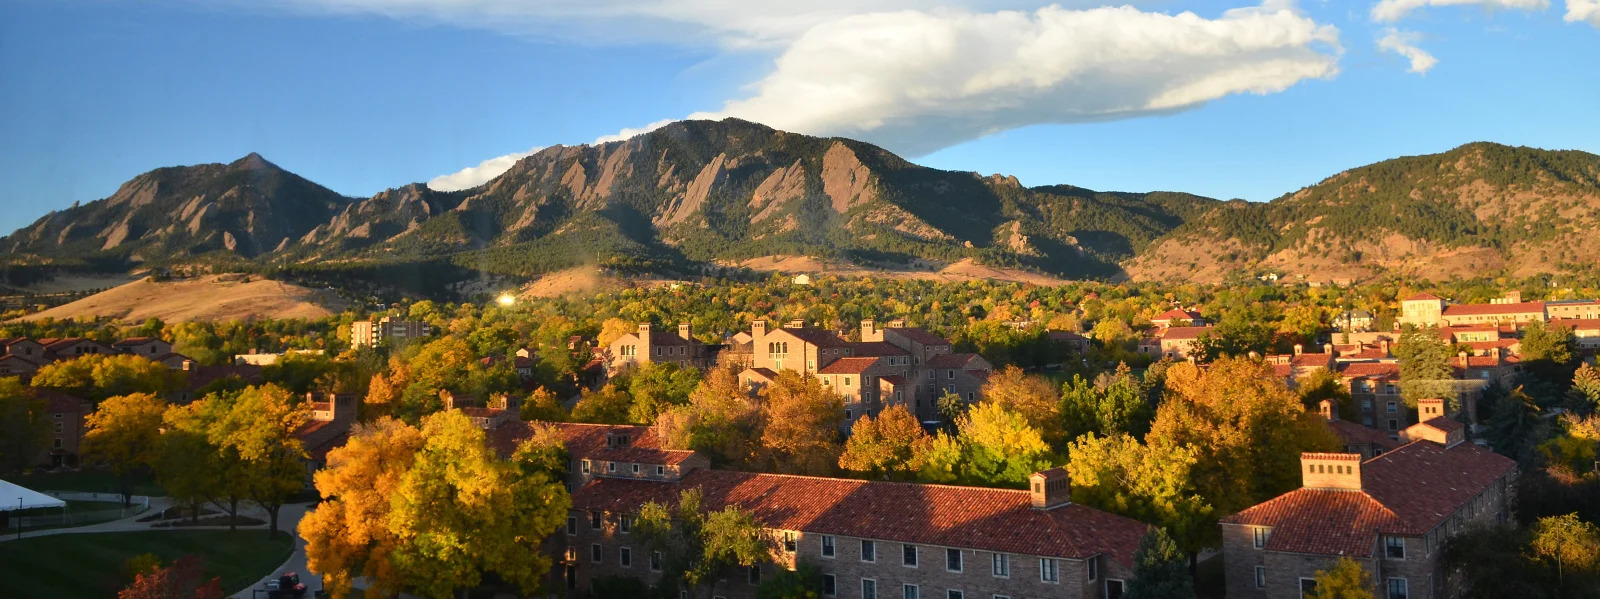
[231,503,321,599]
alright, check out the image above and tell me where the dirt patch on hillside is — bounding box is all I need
[728,255,1071,285]
[16,275,347,323]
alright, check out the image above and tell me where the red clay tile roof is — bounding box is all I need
[1338,362,1400,379]
[1224,439,1515,557]
[1290,354,1332,367]
[1414,416,1465,433]
[571,469,1148,565]
[486,421,698,466]
[1552,318,1600,330]
[744,367,779,381]
[1327,420,1399,450]
[926,353,981,369]
[848,342,909,357]
[777,328,849,348]
[888,327,951,347]
[1153,309,1202,322]
[1442,302,1546,316]
[1404,292,1442,301]
[1272,364,1294,378]
[1337,349,1391,361]
[818,357,881,375]
[1161,326,1212,341]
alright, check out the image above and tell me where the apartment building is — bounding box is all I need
[523,420,1146,599]
[740,320,991,424]
[1220,399,1516,599]
[350,316,432,349]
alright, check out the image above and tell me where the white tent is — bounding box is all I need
[0,479,65,511]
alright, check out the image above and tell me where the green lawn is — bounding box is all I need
[11,469,165,497]
[0,530,293,598]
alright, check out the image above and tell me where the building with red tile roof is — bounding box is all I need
[560,431,1147,599]
[1151,308,1206,328]
[605,322,712,374]
[1220,408,1515,599]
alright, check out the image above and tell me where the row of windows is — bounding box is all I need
[842,577,1122,599]
[579,459,667,477]
[1253,568,1409,599]
[812,534,1089,584]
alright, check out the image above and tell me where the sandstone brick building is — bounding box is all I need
[483,421,1148,599]
[605,323,712,374]
[350,316,432,349]
[1220,399,1516,599]
[738,319,991,425]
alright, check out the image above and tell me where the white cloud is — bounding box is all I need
[593,119,678,145]
[1371,0,1549,22]
[427,147,543,191]
[1567,0,1600,26]
[1377,28,1438,73]
[599,3,1342,156]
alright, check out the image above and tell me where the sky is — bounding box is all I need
[1,0,1597,235]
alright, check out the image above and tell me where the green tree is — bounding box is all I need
[1570,363,1600,415]
[570,384,635,424]
[83,392,168,505]
[1123,527,1196,599]
[1066,433,1212,561]
[979,366,1062,444]
[1531,513,1600,587]
[0,378,51,474]
[31,354,181,403]
[211,384,309,535]
[519,387,568,422]
[957,401,1052,486]
[1486,386,1545,462]
[1307,557,1375,599]
[756,561,823,599]
[635,488,772,599]
[625,361,702,424]
[1059,366,1153,441]
[838,405,927,480]
[1394,325,1455,405]
[157,402,220,525]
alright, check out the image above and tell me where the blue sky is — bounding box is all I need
[1,0,1597,235]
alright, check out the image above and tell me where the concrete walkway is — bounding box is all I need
[231,503,320,599]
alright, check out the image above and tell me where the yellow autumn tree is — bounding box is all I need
[82,392,168,505]
[838,404,927,480]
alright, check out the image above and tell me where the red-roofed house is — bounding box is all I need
[1552,318,1600,350]
[1337,362,1406,433]
[1220,413,1516,599]
[1150,308,1205,329]
[113,337,173,357]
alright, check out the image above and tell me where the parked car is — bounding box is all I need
[264,572,307,599]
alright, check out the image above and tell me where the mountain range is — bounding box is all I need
[5,118,1600,286]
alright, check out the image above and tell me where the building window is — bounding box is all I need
[903,544,918,567]
[1088,557,1098,581]
[620,515,632,534]
[1388,419,1399,431]
[581,459,591,474]
[1255,567,1266,588]
[590,544,602,563]
[1300,578,1318,599]
[1040,558,1059,583]
[1387,578,1408,599]
[748,566,761,585]
[1105,580,1125,599]
[947,548,962,572]
[607,461,617,473]
[861,540,876,562]
[651,551,663,571]
[1387,401,1397,413]
[1385,536,1405,560]
[846,409,853,420]
[1253,527,1271,549]
[862,579,877,599]
[947,591,963,599]
[823,574,836,596]
[632,463,641,474]
[656,465,666,476]
[991,553,1009,577]
[784,531,798,553]
[620,547,632,567]
[903,584,919,599]
[822,535,835,557]
[54,422,63,433]
[590,511,602,530]
[566,516,577,535]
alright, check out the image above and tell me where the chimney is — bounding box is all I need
[1492,347,1501,366]
[181,359,194,371]
[1029,468,1071,509]
[1380,339,1391,355]
[752,320,767,344]
[1293,344,1303,355]
[1322,343,1333,355]
[861,319,877,341]
[1417,398,1446,421]
[1301,453,1363,491]
[786,319,806,328]
[1458,351,1469,369]
[1319,399,1336,422]
[678,323,692,341]
[638,323,652,338]
[888,319,906,328]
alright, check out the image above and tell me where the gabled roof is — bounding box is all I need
[777,328,849,348]
[848,341,909,357]
[887,327,950,346]
[1223,439,1515,557]
[1403,292,1442,301]
[1161,326,1212,341]
[112,337,162,347]
[1153,309,1202,321]
[1442,302,1546,316]
[0,354,42,367]
[1338,362,1400,379]
[817,357,881,375]
[571,469,1148,565]
[1327,420,1399,450]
